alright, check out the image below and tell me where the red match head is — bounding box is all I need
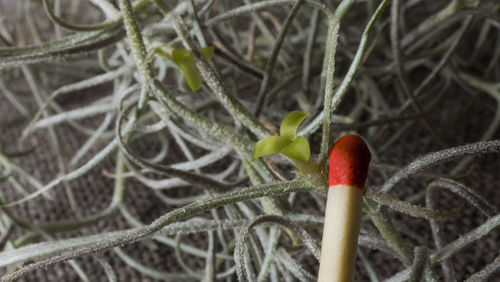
[329,135,371,188]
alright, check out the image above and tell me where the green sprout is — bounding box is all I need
[154,45,215,92]
[172,46,214,92]
[253,111,311,162]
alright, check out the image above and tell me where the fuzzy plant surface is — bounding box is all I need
[0,0,499,281]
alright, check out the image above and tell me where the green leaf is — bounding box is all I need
[171,47,215,92]
[280,136,310,162]
[153,0,171,14]
[172,49,202,92]
[200,46,215,60]
[253,136,290,161]
[280,111,309,139]
[172,49,191,64]
[154,47,172,60]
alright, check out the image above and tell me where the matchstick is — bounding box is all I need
[317,135,371,282]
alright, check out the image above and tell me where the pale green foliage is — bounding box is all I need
[279,136,310,162]
[172,46,215,91]
[253,136,289,160]
[253,111,311,162]
[279,111,310,139]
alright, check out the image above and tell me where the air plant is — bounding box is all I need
[0,0,499,281]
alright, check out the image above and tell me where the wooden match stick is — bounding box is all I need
[317,135,371,282]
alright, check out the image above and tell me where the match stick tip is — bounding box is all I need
[329,135,371,188]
